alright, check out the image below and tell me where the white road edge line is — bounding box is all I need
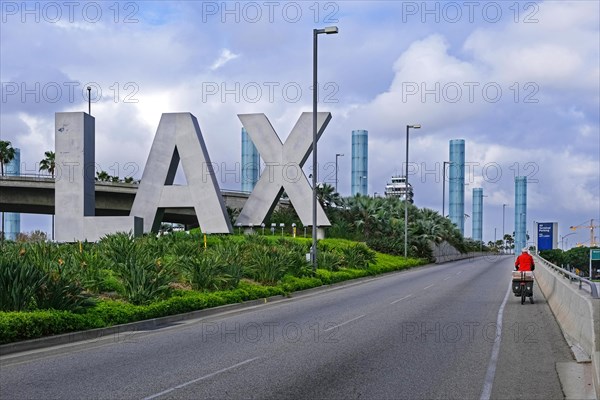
[423,284,435,290]
[479,280,512,400]
[390,294,413,305]
[324,314,366,332]
[143,357,261,400]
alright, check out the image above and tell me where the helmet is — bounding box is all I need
[522,247,529,253]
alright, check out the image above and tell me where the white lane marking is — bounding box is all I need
[324,314,366,332]
[443,276,451,281]
[456,270,463,275]
[479,280,512,400]
[143,357,260,400]
[423,284,435,290]
[390,294,413,305]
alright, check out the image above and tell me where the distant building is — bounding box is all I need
[514,176,527,254]
[351,130,368,195]
[241,127,260,192]
[5,148,20,240]
[449,139,465,235]
[472,188,483,242]
[385,176,413,203]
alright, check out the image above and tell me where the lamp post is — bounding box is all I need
[312,25,338,271]
[442,161,452,218]
[561,232,576,250]
[405,124,421,258]
[502,204,507,253]
[87,86,92,115]
[335,153,344,193]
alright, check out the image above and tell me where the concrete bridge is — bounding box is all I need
[0,175,287,227]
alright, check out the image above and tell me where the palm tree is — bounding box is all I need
[0,140,16,177]
[39,151,56,240]
[96,170,111,182]
[316,183,341,208]
[39,151,55,177]
[0,140,16,241]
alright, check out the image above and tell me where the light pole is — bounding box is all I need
[87,86,92,115]
[405,124,421,258]
[312,26,338,271]
[442,161,452,218]
[502,204,507,253]
[335,153,344,193]
[561,232,576,250]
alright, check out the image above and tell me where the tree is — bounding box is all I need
[316,183,341,209]
[39,151,56,177]
[39,150,57,240]
[0,140,16,177]
[96,171,111,182]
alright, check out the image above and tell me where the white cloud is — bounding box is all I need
[210,49,240,71]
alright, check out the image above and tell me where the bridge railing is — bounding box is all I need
[535,255,599,299]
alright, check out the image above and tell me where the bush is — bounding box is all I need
[0,262,46,311]
[341,244,376,269]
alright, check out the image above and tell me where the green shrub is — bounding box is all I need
[109,238,175,305]
[341,244,376,269]
[317,251,342,271]
[247,246,291,285]
[0,262,46,311]
[181,252,228,291]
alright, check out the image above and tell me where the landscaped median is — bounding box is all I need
[0,233,426,345]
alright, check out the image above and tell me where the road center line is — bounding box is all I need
[456,270,463,275]
[390,294,413,305]
[142,357,260,400]
[443,276,451,281]
[324,314,366,332]
[479,280,512,400]
[423,284,435,290]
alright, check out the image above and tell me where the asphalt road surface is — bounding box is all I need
[1,255,574,399]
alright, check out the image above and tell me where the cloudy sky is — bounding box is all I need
[1,0,599,247]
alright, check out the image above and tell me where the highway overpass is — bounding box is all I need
[0,175,287,227]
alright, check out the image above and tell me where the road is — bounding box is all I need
[1,255,574,399]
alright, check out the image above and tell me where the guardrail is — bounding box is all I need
[535,255,599,299]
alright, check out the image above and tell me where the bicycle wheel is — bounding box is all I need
[521,285,526,305]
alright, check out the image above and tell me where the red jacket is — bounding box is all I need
[515,253,535,271]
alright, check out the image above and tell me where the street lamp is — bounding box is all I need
[312,26,339,271]
[502,204,507,253]
[87,86,92,115]
[405,124,421,258]
[442,161,453,218]
[561,232,576,250]
[335,153,344,193]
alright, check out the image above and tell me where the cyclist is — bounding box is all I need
[515,247,535,271]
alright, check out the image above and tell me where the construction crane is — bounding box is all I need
[570,219,599,247]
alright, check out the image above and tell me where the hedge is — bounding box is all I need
[1,256,427,344]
